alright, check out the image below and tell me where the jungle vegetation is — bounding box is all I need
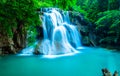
[0,0,120,49]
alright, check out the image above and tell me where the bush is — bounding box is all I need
[95,10,120,45]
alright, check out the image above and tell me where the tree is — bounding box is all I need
[0,0,40,37]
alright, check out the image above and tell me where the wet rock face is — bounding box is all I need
[0,25,27,55]
[81,36,90,46]
[0,37,15,54]
[70,12,90,32]
[13,32,26,49]
[69,12,89,26]
[69,12,95,46]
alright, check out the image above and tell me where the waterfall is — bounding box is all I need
[40,8,81,55]
[19,8,81,56]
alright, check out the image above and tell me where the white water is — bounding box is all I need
[20,8,81,55]
[40,8,81,55]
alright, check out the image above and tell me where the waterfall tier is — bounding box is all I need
[20,8,81,55]
[40,8,81,55]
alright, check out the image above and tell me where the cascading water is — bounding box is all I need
[19,8,81,56]
[39,8,81,55]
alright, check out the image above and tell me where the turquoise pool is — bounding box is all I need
[0,47,120,76]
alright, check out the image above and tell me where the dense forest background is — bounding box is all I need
[0,0,120,54]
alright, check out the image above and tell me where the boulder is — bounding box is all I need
[113,71,118,76]
[102,68,118,76]
[33,50,41,55]
[34,40,43,55]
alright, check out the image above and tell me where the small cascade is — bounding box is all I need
[39,8,81,55]
[19,8,81,55]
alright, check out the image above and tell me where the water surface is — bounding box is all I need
[0,47,120,76]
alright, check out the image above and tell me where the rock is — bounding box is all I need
[2,46,9,54]
[88,33,97,46]
[0,36,8,47]
[81,36,90,46]
[69,11,93,46]
[13,25,27,51]
[33,50,41,55]
[0,36,16,54]
[21,34,26,48]
[69,12,90,35]
[34,40,43,55]
[102,68,112,76]
[69,11,90,26]
[80,26,89,35]
[1,45,15,54]
[16,34,21,47]
[7,38,16,54]
[101,68,119,76]
[8,38,14,45]
[0,48,2,55]
[34,46,43,55]
[113,71,118,76]
[105,72,112,76]
[0,23,27,54]
[9,45,16,54]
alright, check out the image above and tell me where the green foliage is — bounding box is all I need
[76,0,99,22]
[108,0,120,10]
[77,0,120,22]
[42,0,78,10]
[96,10,120,29]
[73,6,88,16]
[38,1,53,7]
[0,0,120,48]
[0,0,41,37]
[76,0,120,47]
[95,10,120,44]
[26,26,37,46]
